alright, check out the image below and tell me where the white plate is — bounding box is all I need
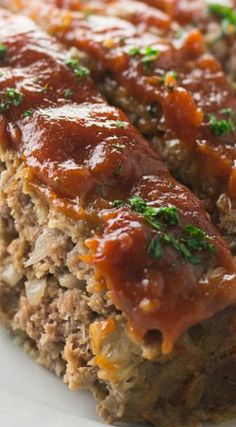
[1,329,236,427]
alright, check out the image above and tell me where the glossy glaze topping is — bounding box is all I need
[8,0,236,206]
[1,9,236,353]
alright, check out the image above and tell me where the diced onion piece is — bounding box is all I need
[58,273,81,289]
[25,229,62,266]
[1,264,23,286]
[25,279,47,305]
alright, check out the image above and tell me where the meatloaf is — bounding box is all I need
[2,8,236,427]
[6,0,236,250]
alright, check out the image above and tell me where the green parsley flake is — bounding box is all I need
[185,224,216,254]
[148,236,162,260]
[23,110,33,118]
[115,120,128,129]
[112,143,125,150]
[208,4,236,35]
[0,88,24,113]
[113,196,216,265]
[209,114,235,137]
[128,46,159,70]
[113,199,124,208]
[66,58,90,79]
[0,44,7,60]
[142,46,160,69]
[128,47,142,56]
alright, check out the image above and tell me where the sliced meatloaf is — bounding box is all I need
[5,0,236,250]
[1,8,236,427]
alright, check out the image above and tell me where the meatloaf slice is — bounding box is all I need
[1,9,236,427]
[7,0,236,250]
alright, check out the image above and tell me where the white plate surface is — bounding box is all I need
[1,329,236,427]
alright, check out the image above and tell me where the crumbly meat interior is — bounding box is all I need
[2,151,236,427]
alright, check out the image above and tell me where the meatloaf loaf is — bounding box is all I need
[2,8,236,427]
[7,0,236,250]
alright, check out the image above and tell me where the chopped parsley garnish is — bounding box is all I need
[208,4,236,35]
[113,199,124,208]
[113,196,216,265]
[129,196,180,229]
[0,88,24,113]
[23,110,33,118]
[208,4,236,24]
[0,44,7,60]
[209,114,235,137]
[66,58,90,79]
[128,46,159,71]
[115,120,128,129]
[128,47,141,56]
[112,143,125,150]
[64,88,73,98]
[142,46,159,64]
[185,224,216,254]
[148,236,162,260]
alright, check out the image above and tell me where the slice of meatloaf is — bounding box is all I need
[6,0,236,249]
[2,8,236,427]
